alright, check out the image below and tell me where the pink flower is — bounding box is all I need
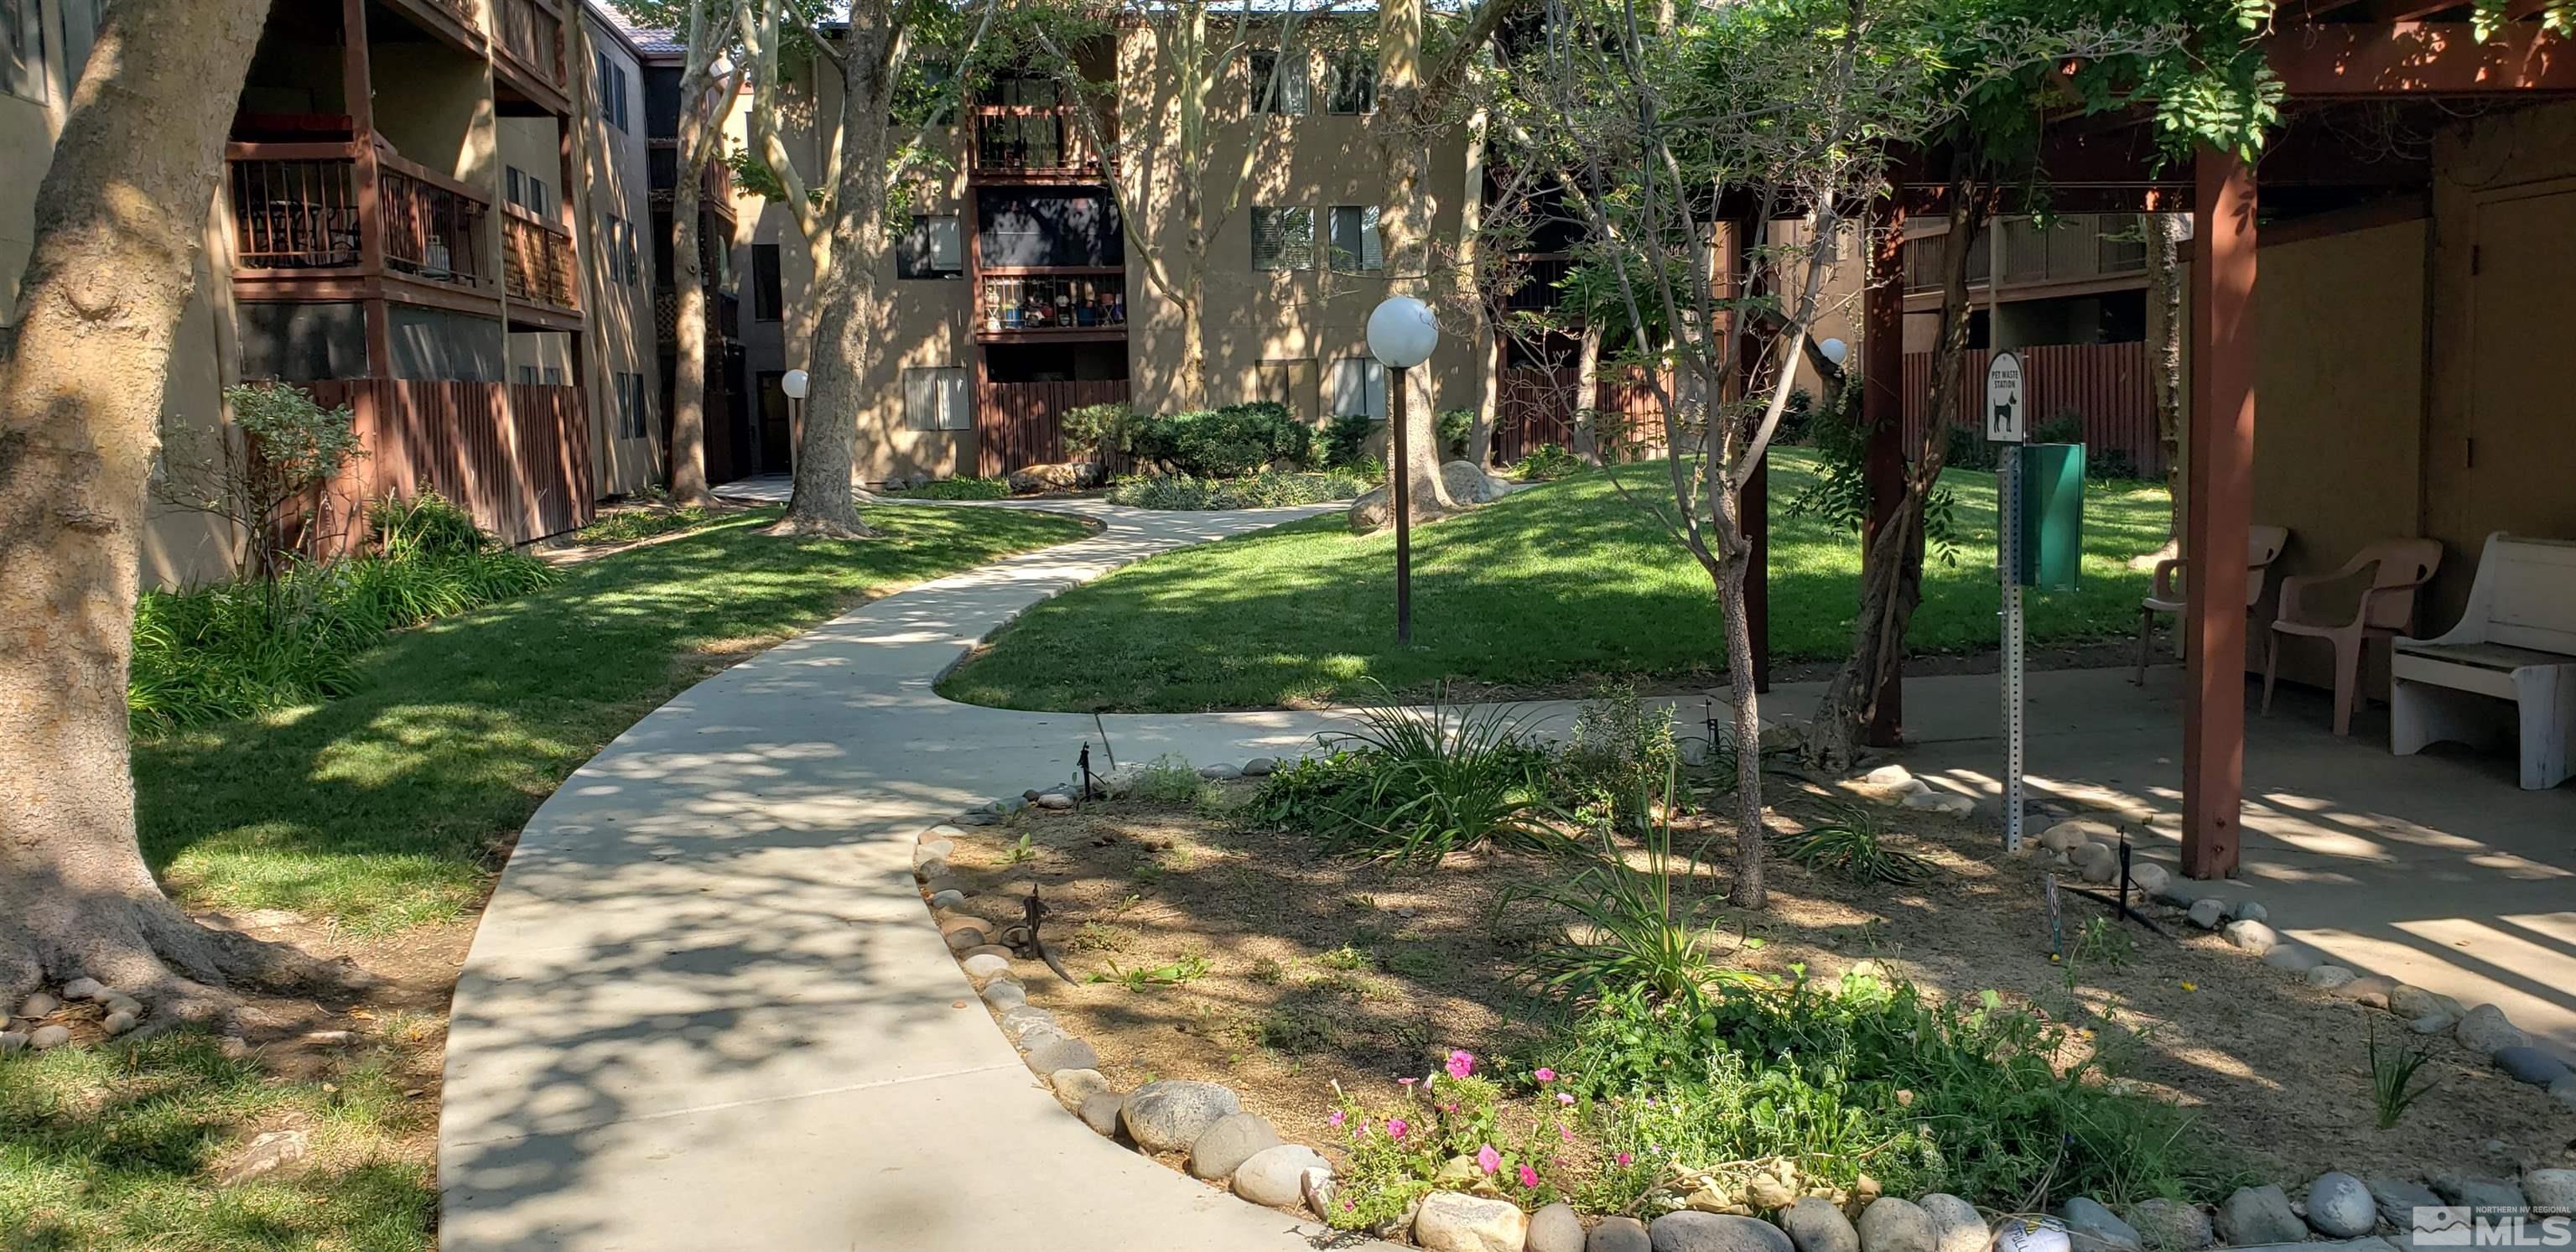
[1556,1092,1575,1106]
[1559,1125,1575,1143]
[1519,1164,1540,1188]
[1477,1145,1502,1174]
[1446,1050,1477,1080]
[1617,1151,1634,1166]
[1534,1068,1556,1083]
[1329,1109,1346,1130]
[1387,1118,1409,1140]
[1398,1077,1418,1090]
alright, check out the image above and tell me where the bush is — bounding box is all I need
[888,475,1010,500]
[1061,401,1132,462]
[1244,690,1558,865]
[1322,413,1379,469]
[1774,800,1935,884]
[127,491,554,735]
[1553,680,1680,832]
[1944,424,2000,472]
[1437,408,1474,459]
[574,504,723,545]
[1511,443,1585,481]
[1105,469,1371,511]
[1125,401,1312,478]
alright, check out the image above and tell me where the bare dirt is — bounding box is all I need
[934,777,2575,1189]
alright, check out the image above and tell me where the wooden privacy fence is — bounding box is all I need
[978,378,1130,476]
[306,378,595,547]
[1493,366,1670,465]
[1900,340,2162,476]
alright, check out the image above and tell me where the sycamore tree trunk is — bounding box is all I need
[666,51,733,507]
[2143,209,2184,541]
[0,0,340,1019]
[1374,0,1459,519]
[1801,175,1987,771]
[1570,321,1602,464]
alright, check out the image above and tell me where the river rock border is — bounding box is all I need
[912,761,2576,1252]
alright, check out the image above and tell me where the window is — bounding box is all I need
[601,213,638,286]
[1328,356,1386,420]
[545,366,564,386]
[613,371,650,439]
[595,50,630,131]
[4,0,45,102]
[60,0,101,85]
[752,244,782,319]
[902,366,970,431]
[517,364,541,385]
[506,165,553,218]
[1325,53,1374,114]
[1327,205,1383,273]
[898,215,963,279]
[1247,48,1307,116]
[1251,206,1313,272]
[622,219,640,284]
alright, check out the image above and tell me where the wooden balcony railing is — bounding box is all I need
[1904,216,2152,294]
[230,147,361,270]
[970,105,1111,178]
[380,155,492,288]
[503,209,579,309]
[979,272,1124,333]
[1501,252,1574,314]
[495,0,565,89]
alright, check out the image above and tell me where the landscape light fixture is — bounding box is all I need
[1366,296,1440,644]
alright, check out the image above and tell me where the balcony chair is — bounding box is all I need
[2261,538,2443,735]
[2134,524,2289,685]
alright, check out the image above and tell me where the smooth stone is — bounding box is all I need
[921,823,968,844]
[1035,792,1074,810]
[2263,944,2324,973]
[960,943,1014,963]
[218,1036,248,1059]
[1120,1079,1240,1153]
[18,992,60,1019]
[101,1010,138,1036]
[2041,818,2118,853]
[2492,1045,2571,1086]
[1233,1143,1329,1208]
[2368,1178,2444,1229]
[2454,1005,2529,1057]
[2431,1173,2526,1212]
[1650,1212,1796,1252]
[1186,1112,1280,1180]
[2411,1010,2461,1035]
[1078,1089,1126,1135]
[2127,1198,2213,1251]
[1529,1203,1587,1252]
[2553,1075,2576,1109]
[1026,1036,1098,1075]
[60,977,106,1001]
[1857,1197,1938,1252]
[980,979,1027,1010]
[0,1030,23,1053]
[914,856,951,881]
[1303,1166,1339,1220]
[953,811,997,826]
[2337,974,2398,1006]
[1048,1067,1114,1109]
[1919,1194,1989,1252]
[2215,1186,2308,1247]
[2389,985,2462,1021]
[2188,899,2226,929]
[2224,919,2279,954]
[1782,1197,1862,1252]
[960,952,1011,983]
[2128,862,2172,896]
[943,929,988,954]
[2231,899,2268,923]
[1592,1216,1654,1252]
[2522,1170,2576,1214]
[926,888,966,910]
[2309,965,2359,990]
[29,1024,71,1049]
[1015,1025,1070,1056]
[1197,763,1242,782]
[217,1128,310,1185]
[1241,756,1277,777]
[997,1004,1057,1040]
[2073,841,2121,885]
[2306,1173,2377,1239]
[912,839,954,867]
[2059,1197,2145,1252]
[1864,765,1916,787]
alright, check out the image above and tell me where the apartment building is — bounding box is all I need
[0,0,655,586]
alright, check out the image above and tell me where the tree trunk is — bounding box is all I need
[1711,523,1767,909]
[1374,0,1459,519]
[666,51,732,507]
[1800,177,1987,771]
[1460,104,1497,467]
[2142,210,2184,542]
[0,0,341,1017]
[1570,322,1602,464]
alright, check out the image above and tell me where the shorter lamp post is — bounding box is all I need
[1367,296,1440,644]
[779,368,808,475]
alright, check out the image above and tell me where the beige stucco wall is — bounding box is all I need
[570,13,664,496]
[371,41,494,185]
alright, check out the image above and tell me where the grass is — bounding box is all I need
[941,448,2172,711]
[569,502,728,544]
[0,1033,434,1251]
[135,503,1092,933]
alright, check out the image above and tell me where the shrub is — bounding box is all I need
[1554,680,1680,831]
[1774,800,1935,884]
[1437,408,1474,459]
[1322,413,1379,468]
[1125,754,1207,804]
[888,475,1010,500]
[157,382,366,579]
[1126,402,1312,478]
[1245,690,1557,865]
[1061,401,1133,462]
[1105,469,1371,510]
[1944,424,2001,472]
[1515,795,1729,1010]
[574,504,723,545]
[1511,443,1584,481]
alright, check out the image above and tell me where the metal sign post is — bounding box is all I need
[1987,350,2028,854]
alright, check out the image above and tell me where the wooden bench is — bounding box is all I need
[2391,533,2576,789]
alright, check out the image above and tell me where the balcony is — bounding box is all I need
[1501,252,1575,314]
[978,272,1125,340]
[493,0,567,92]
[969,105,1111,181]
[1904,216,2152,297]
[227,143,493,295]
[380,158,492,288]
[502,208,579,311]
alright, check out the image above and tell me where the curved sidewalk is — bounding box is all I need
[437,499,1393,1252]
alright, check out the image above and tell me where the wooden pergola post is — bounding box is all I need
[2182,146,2257,879]
[1858,200,1907,745]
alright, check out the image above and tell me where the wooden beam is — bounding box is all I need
[2182,148,2257,881]
[1860,200,1907,747]
[2267,21,2576,96]
[2363,0,2470,22]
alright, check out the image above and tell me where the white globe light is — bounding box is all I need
[781,368,809,400]
[1366,296,1440,370]
[1820,338,1850,366]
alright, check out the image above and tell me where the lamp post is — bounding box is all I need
[1367,296,1440,644]
[780,368,808,476]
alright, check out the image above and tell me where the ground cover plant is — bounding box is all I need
[887,475,1013,500]
[569,499,730,544]
[1106,468,1372,511]
[942,449,2173,712]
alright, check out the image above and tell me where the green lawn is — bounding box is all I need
[941,449,2172,712]
[137,503,1093,934]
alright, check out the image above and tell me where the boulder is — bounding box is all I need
[1233,1143,1328,1208]
[1303,1166,1338,1219]
[1857,1198,1938,1252]
[1919,1194,1989,1252]
[1415,1190,1530,1252]
[1007,461,1104,493]
[1185,1112,1280,1180]
[1120,1079,1241,1153]
[2308,1172,2378,1239]
[1592,1216,1654,1252]
[1650,1213,1795,1252]
[2127,1198,2212,1251]
[2223,919,2279,954]
[2430,1173,2526,1213]
[1349,485,1393,532]
[1441,460,1509,505]
[1241,756,1278,777]
[2491,1045,2571,1087]
[2058,1198,2144,1252]
[2214,1186,2307,1247]
[2521,1170,2576,1215]
[1529,1203,1587,1252]
[2367,1179,2443,1229]
[2453,1005,2528,1057]
[1781,1197,1862,1252]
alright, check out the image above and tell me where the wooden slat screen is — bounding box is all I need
[307,378,595,547]
[975,378,1130,477]
[1900,340,2161,476]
